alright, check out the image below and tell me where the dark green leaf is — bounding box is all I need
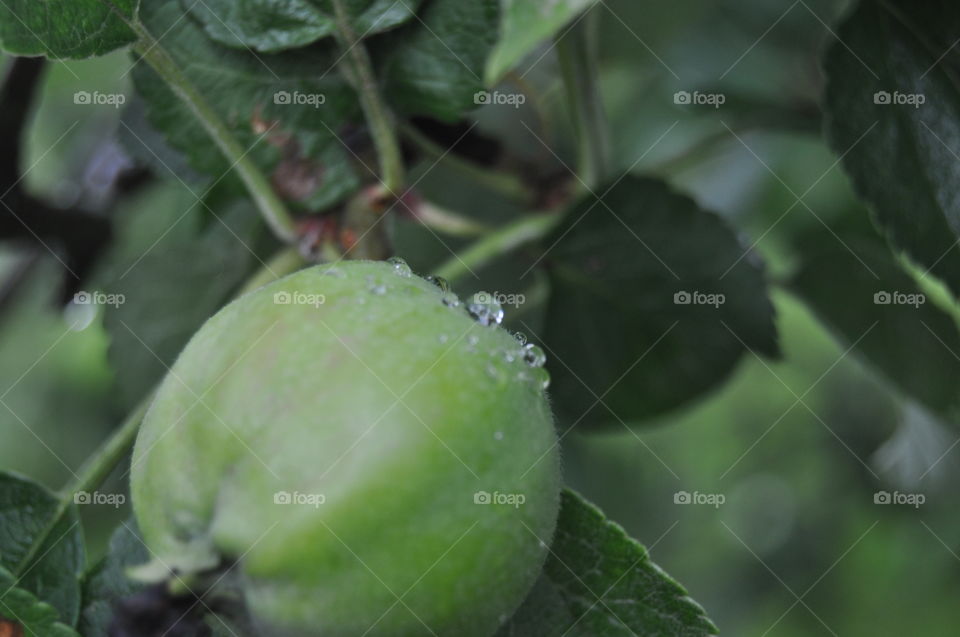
[0,472,85,627]
[78,521,148,637]
[791,232,960,419]
[486,0,597,85]
[0,567,80,637]
[823,0,960,296]
[374,0,500,121]
[186,0,425,52]
[499,490,717,637]
[133,0,361,211]
[543,176,778,428]
[0,0,136,58]
[102,201,263,410]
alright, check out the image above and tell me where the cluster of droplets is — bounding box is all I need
[382,258,550,390]
[465,292,504,327]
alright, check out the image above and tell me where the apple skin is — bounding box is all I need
[130,261,560,637]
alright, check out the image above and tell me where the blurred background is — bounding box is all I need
[2,0,958,635]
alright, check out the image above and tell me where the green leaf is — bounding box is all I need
[499,490,717,637]
[102,201,264,410]
[0,567,80,637]
[823,0,960,296]
[186,0,425,52]
[0,472,84,627]
[791,232,960,420]
[133,0,361,211]
[78,522,148,637]
[0,0,136,58]
[374,0,500,121]
[543,176,778,428]
[485,0,597,85]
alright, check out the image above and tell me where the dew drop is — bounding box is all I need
[522,343,546,368]
[514,332,527,346]
[485,363,505,382]
[493,431,504,441]
[387,256,412,277]
[426,275,449,292]
[366,275,387,295]
[441,292,460,308]
[466,292,504,326]
[519,367,551,390]
[324,267,345,278]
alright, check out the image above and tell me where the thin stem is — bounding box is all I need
[556,8,610,188]
[128,21,298,244]
[400,123,534,203]
[431,213,564,283]
[15,395,151,576]
[415,201,491,238]
[331,0,405,193]
[238,247,307,295]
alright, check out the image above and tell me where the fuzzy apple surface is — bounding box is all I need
[129,260,561,637]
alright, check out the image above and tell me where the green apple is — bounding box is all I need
[129,260,560,637]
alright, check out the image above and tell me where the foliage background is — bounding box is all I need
[1,0,957,635]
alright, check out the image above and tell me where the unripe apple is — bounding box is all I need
[129,260,560,637]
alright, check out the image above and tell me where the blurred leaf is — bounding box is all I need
[78,521,148,637]
[186,0,425,52]
[0,471,84,626]
[374,0,499,121]
[102,202,263,410]
[499,490,717,637]
[133,0,361,211]
[485,0,597,85]
[0,567,80,637]
[791,234,960,420]
[0,0,136,58]
[543,176,778,428]
[823,0,960,296]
